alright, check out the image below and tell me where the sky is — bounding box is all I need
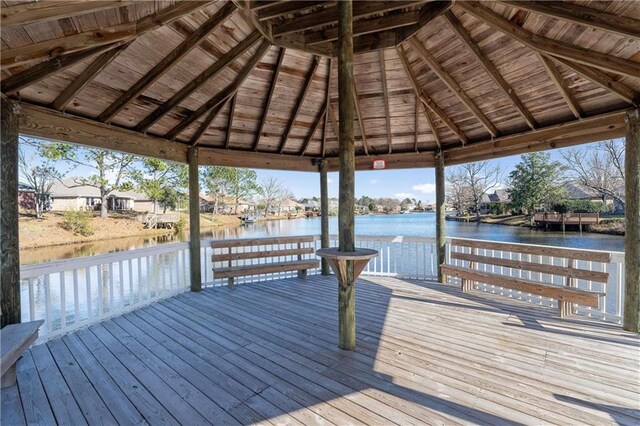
[20,136,621,204]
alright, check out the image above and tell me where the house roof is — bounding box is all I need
[3,1,637,171]
[280,199,304,208]
[565,183,599,200]
[49,177,149,200]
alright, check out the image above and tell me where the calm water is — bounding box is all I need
[21,213,625,264]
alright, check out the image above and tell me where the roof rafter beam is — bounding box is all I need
[1,42,122,94]
[300,105,327,156]
[50,42,130,110]
[379,51,392,154]
[397,46,468,144]
[0,1,135,28]
[257,1,333,21]
[497,1,640,41]
[189,97,230,147]
[408,37,499,137]
[537,53,583,119]
[422,99,440,150]
[278,56,320,154]
[273,1,425,37]
[395,0,453,44]
[458,1,640,79]
[321,58,332,158]
[1,1,214,69]
[414,94,419,153]
[443,11,537,130]
[97,2,236,123]
[253,47,286,151]
[225,94,238,149]
[164,40,271,140]
[352,82,369,155]
[135,31,262,133]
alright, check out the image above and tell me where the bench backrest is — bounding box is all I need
[449,238,610,284]
[211,235,316,264]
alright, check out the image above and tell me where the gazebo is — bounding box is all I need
[1,1,639,423]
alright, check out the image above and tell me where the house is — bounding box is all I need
[219,196,257,214]
[48,178,154,212]
[18,183,36,211]
[277,198,304,213]
[303,200,320,212]
[479,189,512,214]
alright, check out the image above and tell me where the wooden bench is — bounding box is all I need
[441,239,609,317]
[212,236,319,288]
[1,320,43,388]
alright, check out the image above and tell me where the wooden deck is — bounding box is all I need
[2,275,639,425]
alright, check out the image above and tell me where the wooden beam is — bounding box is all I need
[189,97,229,147]
[225,94,237,149]
[97,2,236,123]
[187,147,202,292]
[497,1,640,41]
[1,1,214,69]
[135,31,262,133]
[443,11,538,129]
[278,56,320,154]
[409,37,498,137]
[305,10,420,45]
[198,147,318,171]
[257,1,332,21]
[537,53,583,119]
[328,104,339,145]
[624,109,640,332]
[299,106,326,156]
[422,101,440,150]
[352,83,369,155]
[458,1,640,79]
[19,103,188,162]
[273,1,424,37]
[253,47,286,151]
[380,51,392,154]
[0,98,21,327]
[550,57,639,106]
[0,1,134,28]
[397,46,468,144]
[414,94,419,152]
[164,40,271,140]
[435,151,446,283]
[1,42,122,94]
[50,42,130,111]
[395,0,453,44]
[321,58,332,157]
[324,151,436,171]
[330,29,398,55]
[319,160,330,275]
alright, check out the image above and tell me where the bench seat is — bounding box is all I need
[1,320,44,388]
[441,264,605,308]
[214,259,319,279]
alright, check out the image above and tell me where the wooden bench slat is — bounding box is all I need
[450,239,611,263]
[450,252,609,283]
[440,265,604,308]
[211,235,315,249]
[214,260,319,279]
[213,247,314,262]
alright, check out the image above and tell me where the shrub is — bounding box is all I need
[554,200,604,213]
[174,216,186,235]
[61,210,94,236]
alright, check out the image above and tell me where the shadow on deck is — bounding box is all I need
[2,275,639,425]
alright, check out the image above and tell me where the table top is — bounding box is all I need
[316,248,379,261]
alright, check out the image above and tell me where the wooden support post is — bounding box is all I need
[624,109,640,333]
[1,98,21,327]
[188,147,202,292]
[337,0,356,350]
[320,160,330,275]
[435,151,446,283]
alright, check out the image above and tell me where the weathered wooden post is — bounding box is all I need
[1,98,21,327]
[188,147,202,292]
[320,160,330,275]
[624,109,639,333]
[435,150,446,283]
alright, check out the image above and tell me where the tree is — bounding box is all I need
[200,166,234,215]
[260,177,285,216]
[458,161,502,219]
[368,201,377,212]
[18,138,63,219]
[158,187,186,213]
[561,140,625,212]
[132,158,187,213]
[509,153,567,225]
[42,144,134,218]
[227,168,260,214]
[446,168,472,215]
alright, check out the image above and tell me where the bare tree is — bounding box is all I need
[18,138,62,219]
[450,162,502,219]
[260,177,285,216]
[446,168,472,215]
[561,140,625,212]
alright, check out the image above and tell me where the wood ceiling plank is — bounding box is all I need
[537,53,583,119]
[225,94,237,149]
[134,31,262,133]
[190,97,229,147]
[395,0,453,44]
[352,82,369,155]
[443,11,538,129]
[299,105,326,155]
[459,1,640,79]
[321,58,332,157]
[97,2,236,123]
[0,1,135,28]
[379,50,392,154]
[253,47,286,151]
[409,37,499,137]
[422,98,440,150]
[257,1,332,21]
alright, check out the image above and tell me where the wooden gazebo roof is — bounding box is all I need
[2,0,639,171]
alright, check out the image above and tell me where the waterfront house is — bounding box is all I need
[48,177,154,212]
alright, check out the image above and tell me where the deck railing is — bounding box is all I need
[19,235,625,341]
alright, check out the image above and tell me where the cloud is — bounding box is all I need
[412,183,436,195]
[370,179,378,184]
[327,178,334,184]
[394,192,415,199]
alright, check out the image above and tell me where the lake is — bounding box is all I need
[21,212,625,265]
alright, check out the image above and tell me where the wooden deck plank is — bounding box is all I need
[0,384,25,425]
[10,275,639,426]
